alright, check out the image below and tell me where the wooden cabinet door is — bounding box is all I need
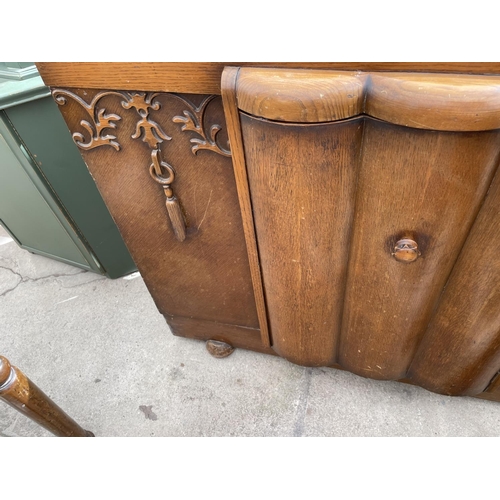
[222,67,500,399]
[51,88,271,353]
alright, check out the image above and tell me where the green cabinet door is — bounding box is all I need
[0,117,100,270]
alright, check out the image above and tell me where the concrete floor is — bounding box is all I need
[1,225,500,437]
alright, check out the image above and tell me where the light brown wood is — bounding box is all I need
[0,356,93,437]
[236,69,366,123]
[339,120,500,380]
[235,68,500,131]
[408,168,500,396]
[36,63,500,95]
[240,114,363,366]
[221,67,271,348]
[366,72,500,131]
[231,66,500,379]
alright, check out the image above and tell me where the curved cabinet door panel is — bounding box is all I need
[408,168,500,396]
[240,114,363,366]
[225,66,500,394]
[339,120,500,380]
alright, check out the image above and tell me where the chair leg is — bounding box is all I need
[0,355,94,437]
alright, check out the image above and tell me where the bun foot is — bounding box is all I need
[206,340,235,358]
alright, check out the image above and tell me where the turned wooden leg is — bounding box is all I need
[206,340,235,358]
[0,356,94,437]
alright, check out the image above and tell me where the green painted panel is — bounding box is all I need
[0,125,91,267]
[5,96,136,278]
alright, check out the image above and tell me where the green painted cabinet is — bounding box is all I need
[0,63,136,278]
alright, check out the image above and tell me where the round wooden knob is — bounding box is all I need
[392,238,420,263]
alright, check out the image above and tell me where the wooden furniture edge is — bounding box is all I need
[35,62,500,95]
[166,315,274,355]
[236,68,500,131]
[221,66,271,348]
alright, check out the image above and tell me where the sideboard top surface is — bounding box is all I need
[36,63,500,95]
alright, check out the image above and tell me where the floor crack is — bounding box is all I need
[0,263,23,281]
[0,264,87,298]
[0,280,22,297]
[30,270,87,283]
[0,264,23,297]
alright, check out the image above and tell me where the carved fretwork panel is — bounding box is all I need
[54,88,259,328]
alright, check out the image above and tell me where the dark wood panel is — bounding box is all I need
[36,63,500,95]
[241,114,363,366]
[54,88,259,328]
[166,315,275,356]
[408,168,500,396]
[339,119,500,380]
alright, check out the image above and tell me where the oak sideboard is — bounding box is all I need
[36,63,500,402]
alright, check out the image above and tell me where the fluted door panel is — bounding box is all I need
[223,66,500,397]
[408,168,500,396]
[241,115,363,366]
[339,120,500,380]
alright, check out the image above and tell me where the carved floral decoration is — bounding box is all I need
[173,95,231,157]
[52,90,124,151]
[121,92,172,148]
[52,89,231,242]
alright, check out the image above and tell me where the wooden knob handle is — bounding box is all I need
[392,238,420,263]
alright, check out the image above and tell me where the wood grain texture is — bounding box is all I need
[339,119,500,380]
[408,168,500,396]
[45,64,500,403]
[236,68,366,122]
[221,67,271,347]
[366,73,500,131]
[235,68,500,131]
[0,356,93,437]
[241,114,363,366]
[55,88,260,329]
[36,63,500,95]
[166,315,275,356]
